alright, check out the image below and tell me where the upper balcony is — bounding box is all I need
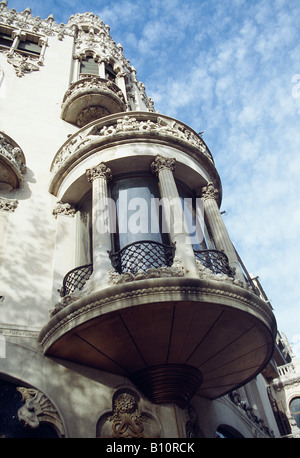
[61,76,127,127]
[50,111,216,199]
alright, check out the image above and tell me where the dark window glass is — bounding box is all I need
[0,32,13,48]
[18,39,41,55]
[105,63,116,81]
[80,56,98,75]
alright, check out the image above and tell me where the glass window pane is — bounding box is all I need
[80,57,98,75]
[110,176,169,251]
[18,39,41,55]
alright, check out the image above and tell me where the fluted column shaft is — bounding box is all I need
[200,182,244,283]
[151,155,198,278]
[86,162,112,288]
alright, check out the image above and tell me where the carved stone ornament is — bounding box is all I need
[151,155,176,175]
[0,132,26,187]
[77,105,110,127]
[52,201,76,218]
[98,390,161,438]
[86,162,112,182]
[0,197,18,212]
[0,4,75,39]
[200,182,218,201]
[108,258,184,285]
[17,387,65,437]
[7,52,39,77]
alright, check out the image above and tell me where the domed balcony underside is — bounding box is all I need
[39,277,276,407]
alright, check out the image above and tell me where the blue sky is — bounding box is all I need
[5,0,300,357]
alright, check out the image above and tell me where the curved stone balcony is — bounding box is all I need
[61,76,127,127]
[49,111,216,198]
[0,132,26,190]
[39,244,276,408]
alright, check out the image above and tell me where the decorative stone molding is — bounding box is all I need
[97,390,161,438]
[107,392,148,438]
[108,258,184,285]
[196,259,244,288]
[0,4,75,39]
[227,390,275,438]
[151,155,176,175]
[185,404,202,438]
[52,201,76,218]
[6,52,40,77]
[0,197,18,212]
[0,131,26,188]
[17,387,65,436]
[200,182,218,201]
[86,162,112,182]
[77,105,110,127]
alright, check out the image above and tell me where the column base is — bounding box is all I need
[130,364,203,409]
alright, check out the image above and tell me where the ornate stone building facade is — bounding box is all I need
[0,2,298,438]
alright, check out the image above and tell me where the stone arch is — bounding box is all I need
[0,375,65,438]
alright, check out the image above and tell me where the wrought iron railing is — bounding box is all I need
[193,249,234,277]
[109,240,176,275]
[60,263,93,297]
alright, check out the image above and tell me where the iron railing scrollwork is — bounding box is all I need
[193,249,234,277]
[109,240,176,275]
[60,263,93,297]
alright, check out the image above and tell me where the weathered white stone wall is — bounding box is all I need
[0,33,77,330]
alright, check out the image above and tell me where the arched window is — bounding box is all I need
[290,397,300,428]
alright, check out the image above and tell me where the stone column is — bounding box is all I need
[86,162,112,289]
[51,201,77,306]
[72,55,81,82]
[99,60,106,79]
[200,182,245,283]
[115,71,128,102]
[151,155,198,278]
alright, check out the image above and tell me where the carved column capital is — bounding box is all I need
[151,155,176,175]
[86,162,112,182]
[200,182,218,201]
[52,201,76,218]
